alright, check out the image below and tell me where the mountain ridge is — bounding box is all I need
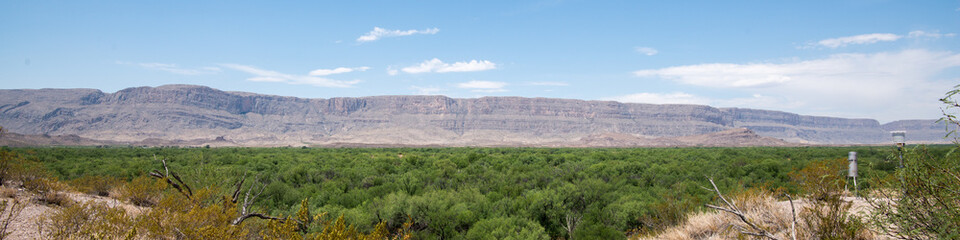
[0,85,946,147]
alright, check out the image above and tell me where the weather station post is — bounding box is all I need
[892,131,906,168]
[848,151,859,197]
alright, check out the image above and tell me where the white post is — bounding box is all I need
[848,151,858,197]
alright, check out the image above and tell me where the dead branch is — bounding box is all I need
[232,213,286,225]
[148,157,283,226]
[230,173,279,225]
[784,193,797,240]
[170,172,192,197]
[231,172,247,203]
[148,170,164,179]
[563,213,582,238]
[148,158,193,200]
[156,155,169,177]
[1,199,26,238]
[705,177,781,240]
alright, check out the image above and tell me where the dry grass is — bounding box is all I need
[635,191,886,240]
[0,187,16,199]
[636,191,793,240]
[36,192,73,207]
[69,175,121,197]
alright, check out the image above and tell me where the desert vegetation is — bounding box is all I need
[0,88,958,239]
[0,144,921,239]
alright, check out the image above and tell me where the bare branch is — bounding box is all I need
[252,182,266,204]
[170,172,192,197]
[242,179,254,214]
[705,177,780,240]
[232,214,285,225]
[174,227,186,239]
[155,155,170,177]
[705,204,739,214]
[150,157,192,200]
[784,193,797,240]
[741,231,769,237]
[231,172,248,203]
[1,199,26,236]
[708,178,739,212]
[229,174,283,226]
[239,174,265,214]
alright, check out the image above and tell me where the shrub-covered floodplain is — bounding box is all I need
[7,146,931,239]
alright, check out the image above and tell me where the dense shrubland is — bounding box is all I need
[1,145,920,239]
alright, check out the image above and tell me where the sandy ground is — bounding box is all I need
[1,186,145,240]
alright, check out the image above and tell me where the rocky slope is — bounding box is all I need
[0,85,947,147]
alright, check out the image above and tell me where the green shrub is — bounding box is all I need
[867,84,960,239]
[71,175,121,197]
[793,159,869,240]
[869,146,960,239]
[465,217,548,240]
[119,175,165,207]
[38,201,134,239]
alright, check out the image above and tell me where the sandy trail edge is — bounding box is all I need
[2,186,145,240]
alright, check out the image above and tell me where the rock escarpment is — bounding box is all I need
[0,85,945,146]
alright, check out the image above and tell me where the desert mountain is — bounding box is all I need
[0,85,947,147]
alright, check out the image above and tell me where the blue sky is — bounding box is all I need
[1,1,958,122]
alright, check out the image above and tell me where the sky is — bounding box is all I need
[1,1,959,123]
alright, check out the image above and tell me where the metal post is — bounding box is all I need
[848,151,858,197]
[892,131,906,168]
[891,131,907,195]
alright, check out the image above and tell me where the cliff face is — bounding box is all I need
[0,85,945,146]
[720,108,887,143]
[881,120,953,143]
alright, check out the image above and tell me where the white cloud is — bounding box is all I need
[609,92,709,105]
[220,64,360,88]
[457,80,508,92]
[410,86,443,95]
[308,66,370,76]
[816,33,902,48]
[386,67,399,76]
[908,30,956,39]
[118,61,221,75]
[357,27,439,42]
[609,92,798,110]
[633,49,960,121]
[635,63,792,88]
[401,58,497,74]
[470,89,509,93]
[635,47,658,56]
[458,80,507,89]
[527,81,570,86]
[803,30,954,49]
